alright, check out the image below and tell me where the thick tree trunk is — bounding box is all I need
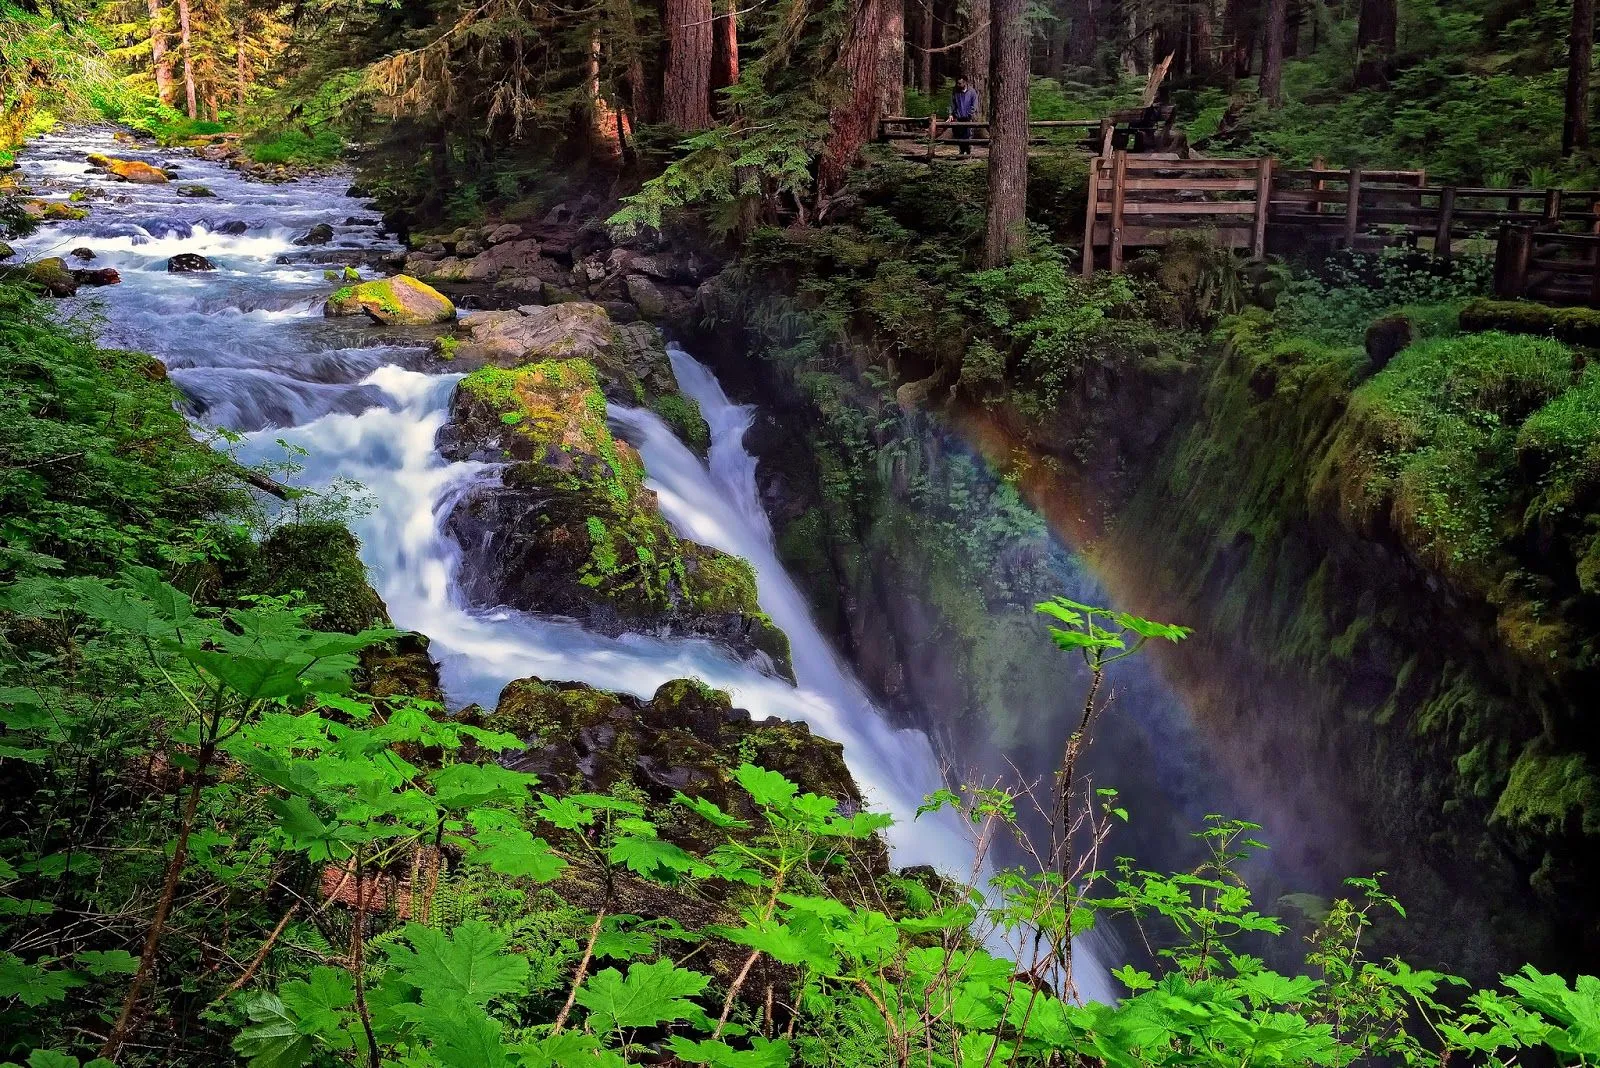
[235,18,247,107]
[711,0,739,96]
[1565,0,1594,155]
[1353,0,1396,87]
[1283,0,1302,58]
[877,0,906,118]
[147,0,173,104]
[1259,0,1286,106]
[819,0,890,195]
[662,0,714,130]
[1066,0,1097,71]
[1222,0,1255,79]
[917,0,933,89]
[176,0,196,120]
[1192,0,1215,77]
[983,0,1028,266]
[961,0,990,106]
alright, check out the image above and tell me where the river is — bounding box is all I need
[12,127,1128,1000]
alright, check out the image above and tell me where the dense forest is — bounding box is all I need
[3,0,1600,1063]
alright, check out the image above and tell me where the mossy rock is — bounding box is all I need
[324,275,455,325]
[251,521,389,634]
[85,154,169,184]
[1,257,77,297]
[21,199,89,221]
[438,359,793,677]
[1459,298,1600,347]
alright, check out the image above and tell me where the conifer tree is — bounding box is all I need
[1564,0,1593,154]
[1259,0,1285,105]
[983,0,1026,264]
[146,0,173,103]
[663,0,714,129]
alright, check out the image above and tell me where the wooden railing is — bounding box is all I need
[1493,228,1600,305]
[878,116,1105,160]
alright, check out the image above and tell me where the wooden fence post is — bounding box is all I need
[1434,186,1456,263]
[1252,157,1274,258]
[1081,157,1102,278]
[1493,225,1534,300]
[1343,168,1363,249]
[1312,156,1326,216]
[1545,188,1563,226]
[927,114,937,162]
[1108,150,1129,274]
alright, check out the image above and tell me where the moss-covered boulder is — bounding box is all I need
[1,257,78,297]
[1459,298,1600,347]
[20,199,88,221]
[324,275,455,325]
[85,154,169,184]
[438,359,792,677]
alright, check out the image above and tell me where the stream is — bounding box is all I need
[12,128,1123,1001]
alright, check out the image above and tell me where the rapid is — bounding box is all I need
[12,128,1119,1000]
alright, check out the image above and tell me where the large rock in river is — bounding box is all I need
[324,275,455,325]
[86,154,169,184]
[437,358,791,677]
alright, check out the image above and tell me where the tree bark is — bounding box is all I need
[1259,0,1286,106]
[917,0,933,89]
[877,0,906,118]
[1192,0,1215,77]
[1353,0,1396,87]
[662,0,714,130]
[960,0,990,107]
[176,0,197,120]
[711,0,739,96]
[235,17,247,108]
[147,0,173,105]
[1565,0,1594,155]
[819,0,891,194]
[1066,0,1097,70]
[983,0,1028,266]
[1222,0,1256,79]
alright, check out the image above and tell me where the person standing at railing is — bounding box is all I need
[950,77,980,156]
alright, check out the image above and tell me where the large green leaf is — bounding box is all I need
[665,1036,792,1067]
[463,827,567,882]
[734,764,798,807]
[607,832,697,881]
[232,992,315,1068]
[383,921,530,1007]
[573,959,710,1031]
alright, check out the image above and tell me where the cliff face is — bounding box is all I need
[690,289,1600,982]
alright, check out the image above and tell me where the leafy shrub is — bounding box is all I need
[244,126,346,166]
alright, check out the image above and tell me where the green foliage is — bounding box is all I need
[243,127,346,167]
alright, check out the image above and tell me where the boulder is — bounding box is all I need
[484,223,525,245]
[324,275,455,325]
[7,257,77,296]
[436,358,792,677]
[345,184,370,198]
[85,154,169,184]
[167,253,217,272]
[21,199,88,221]
[176,185,216,198]
[70,247,95,261]
[294,223,335,246]
[624,274,694,320]
[420,255,495,284]
[216,220,250,235]
[72,267,121,287]
[0,242,12,260]
[1364,313,1415,374]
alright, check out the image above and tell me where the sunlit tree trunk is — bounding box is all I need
[960,0,990,106]
[147,0,173,104]
[176,0,197,119]
[1259,0,1286,106]
[983,0,1028,265]
[877,0,906,117]
[1565,0,1594,155]
[819,0,890,194]
[663,0,714,129]
[1353,0,1396,87]
[711,0,739,97]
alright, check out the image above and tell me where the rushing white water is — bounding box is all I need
[15,127,1114,1001]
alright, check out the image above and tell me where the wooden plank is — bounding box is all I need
[1493,226,1534,299]
[1530,258,1597,272]
[1093,223,1256,246]
[1344,168,1363,247]
[1120,157,1261,170]
[1096,200,1262,215]
[1275,168,1426,183]
[1534,231,1600,246]
[1109,150,1129,273]
[1081,155,1102,278]
[1117,177,1262,191]
[1434,186,1456,263]
[1252,157,1273,257]
[1027,120,1102,127]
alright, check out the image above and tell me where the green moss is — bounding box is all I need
[650,392,710,453]
[1459,298,1600,347]
[1494,741,1600,838]
[250,521,388,634]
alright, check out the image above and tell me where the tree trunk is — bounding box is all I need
[983,0,1028,266]
[176,0,197,120]
[877,0,906,118]
[819,0,890,195]
[1222,0,1255,79]
[1192,0,1215,77]
[147,0,173,105]
[1066,0,1097,71]
[711,0,739,96]
[917,0,933,90]
[1565,0,1594,155]
[1259,0,1286,106]
[1283,0,1302,58]
[1353,0,1396,87]
[662,0,714,130]
[234,17,247,108]
[960,0,990,106]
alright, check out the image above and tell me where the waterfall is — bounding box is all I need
[14,127,1114,1003]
